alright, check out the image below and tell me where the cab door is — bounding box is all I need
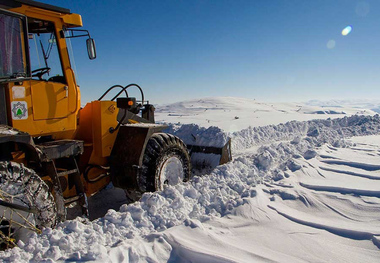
[30,80,68,120]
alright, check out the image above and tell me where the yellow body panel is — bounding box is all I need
[62,13,83,27]
[9,81,78,137]
[31,80,68,120]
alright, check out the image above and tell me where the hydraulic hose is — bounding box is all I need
[111,84,144,105]
[98,85,129,101]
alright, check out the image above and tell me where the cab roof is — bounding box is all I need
[0,0,70,14]
[0,0,82,28]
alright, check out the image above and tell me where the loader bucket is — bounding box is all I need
[187,138,232,171]
[163,124,232,171]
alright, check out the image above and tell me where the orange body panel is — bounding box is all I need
[75,101,120,195]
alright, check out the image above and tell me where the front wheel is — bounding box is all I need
[139,133,191,193]
[0,162,57,249]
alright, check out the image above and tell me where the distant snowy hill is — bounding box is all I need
[155,97,376,132]
[306,99,380,113]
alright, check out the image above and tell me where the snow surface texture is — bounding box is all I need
[1,111,380,262]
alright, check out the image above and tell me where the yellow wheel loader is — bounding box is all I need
[0,0,231,249]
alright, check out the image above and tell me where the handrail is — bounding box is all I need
[68,67,79,114]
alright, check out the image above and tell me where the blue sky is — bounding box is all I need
[40,0,380,104]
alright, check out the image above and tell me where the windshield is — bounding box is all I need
[0,12,28,80]
[28,32,64,81]
[28,19,64,82]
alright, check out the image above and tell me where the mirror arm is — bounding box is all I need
[64,29,92,39]
[61,29,96,60]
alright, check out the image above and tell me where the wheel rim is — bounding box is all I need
[158,156,184,190]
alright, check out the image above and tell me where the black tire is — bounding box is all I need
[138,133,191,193]
[0,162,57,249]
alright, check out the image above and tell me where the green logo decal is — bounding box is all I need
[11,101,28,120]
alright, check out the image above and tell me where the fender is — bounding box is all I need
[0,125,40,162]
[109,123,167,190]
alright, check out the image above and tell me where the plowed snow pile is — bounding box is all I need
[1,98,380,262]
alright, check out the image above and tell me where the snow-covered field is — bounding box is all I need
[1,98,380,262]
[155,97,376,132]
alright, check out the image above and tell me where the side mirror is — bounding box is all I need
[86,38,96,60]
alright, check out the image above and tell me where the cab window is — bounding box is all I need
[28,19,65,83]
[0,12,28,80]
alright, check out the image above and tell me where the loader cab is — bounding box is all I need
[28,19,96,83]
[0,0,93,139]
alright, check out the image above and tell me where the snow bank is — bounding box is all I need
[232,114,380,152]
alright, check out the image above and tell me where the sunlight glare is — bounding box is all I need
[342,26,352,36]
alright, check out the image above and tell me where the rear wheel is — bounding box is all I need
[0,162,57,250]
[126,133,191,200]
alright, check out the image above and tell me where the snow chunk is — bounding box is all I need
[164,123,230,148]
